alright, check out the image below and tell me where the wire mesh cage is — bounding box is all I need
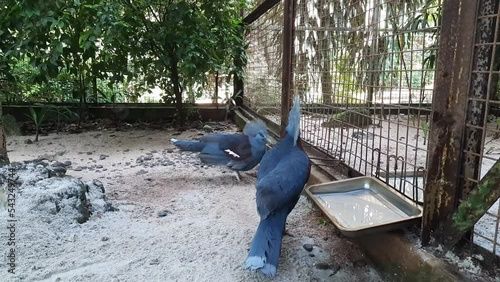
[294,0,441,204]
[244,3,284,126]
[464,0,500,257]
[242,0,500,258]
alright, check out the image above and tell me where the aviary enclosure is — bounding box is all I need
[241,0,500,259]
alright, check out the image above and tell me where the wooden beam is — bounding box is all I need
[280,0,295,135]
[243,0,281,25]
[422,0,478,245]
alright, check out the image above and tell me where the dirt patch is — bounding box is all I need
[1,125,383,281]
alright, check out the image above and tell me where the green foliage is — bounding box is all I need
[25,105,49,142]
[422,122,430,144]
[452,158,500,232]
[25,104,78,141]
[317,217,329,226]
[0,0,247,125]
[121,0,247,123]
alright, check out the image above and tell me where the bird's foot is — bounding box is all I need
[245,171,258,178]
[235,171,241,182]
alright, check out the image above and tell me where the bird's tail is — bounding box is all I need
[245,211,288,277]
[170,138,205,152]
[285,95,301,146]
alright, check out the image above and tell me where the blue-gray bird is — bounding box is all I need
[170,119,268,180]
[245,95,311,277]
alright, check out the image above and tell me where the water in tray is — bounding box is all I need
[316,189,409,229]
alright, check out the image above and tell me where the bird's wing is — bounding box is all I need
[256,148,310,219]
[202,134,253,162]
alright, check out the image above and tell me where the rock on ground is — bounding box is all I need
[0,161,113,225]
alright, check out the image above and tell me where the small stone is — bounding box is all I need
[25,139,33,144]
[329,265,341,276]
[149,259,160,265]
[145,178,152,182]
[203,125,213,132]
[125,162,131,166]
[158,210,172,217]
[353,259,367,268]
[101,237,109,241]
[64,161,72,166]
[136,169,147,175]
[315,263,331,270]
[123,149,130,152]
[86,152,93,155]
[51,161,66,167]
[352,131,365,139]
[99,154,108,160]
[73,166,83,171]
[47,142,53,145]
[303,244,314,252]
[96,165,103,169]
[49,167,67,177]
[167,150,174,153]
[143,155,152,161]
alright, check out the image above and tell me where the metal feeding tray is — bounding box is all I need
[305,176,423,237]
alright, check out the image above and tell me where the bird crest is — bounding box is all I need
[243,119,267,137]
[285,95,301,146]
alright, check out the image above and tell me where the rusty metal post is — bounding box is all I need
[280,0,296,135]
[421,0,478,246]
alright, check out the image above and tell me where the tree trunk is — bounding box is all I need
[214,71,219,108]
[0,101,9,165]
[171,50,185,127]
[77,75,86,127]
[318,0,332,104]
[93,75,98,105]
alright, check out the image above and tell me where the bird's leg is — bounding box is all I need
[245,171,258,178]
[235,171,241,182]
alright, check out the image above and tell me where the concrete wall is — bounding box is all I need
[2,104,228,123]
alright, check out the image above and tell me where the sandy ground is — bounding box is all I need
[0,124,383,282]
